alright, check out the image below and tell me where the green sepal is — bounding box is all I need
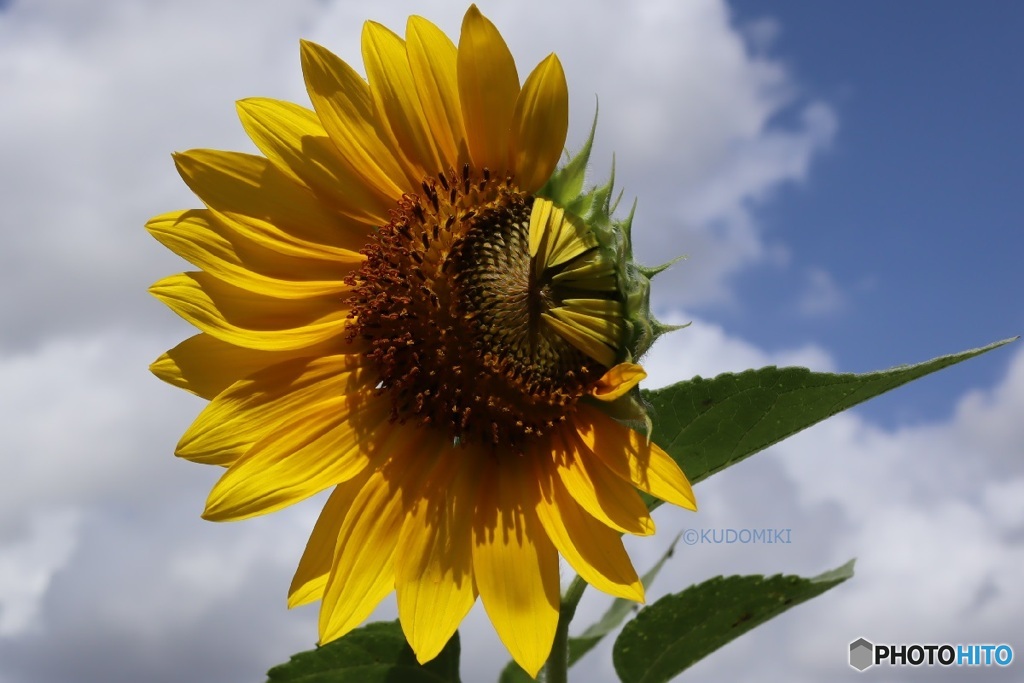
[539,103,597,206]
[538,107,687,435]
[541,123,683,367]
[638,254,687,279]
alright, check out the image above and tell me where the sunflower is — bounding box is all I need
[148,5,695,677]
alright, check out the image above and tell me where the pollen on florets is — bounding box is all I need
[345,165,605,452]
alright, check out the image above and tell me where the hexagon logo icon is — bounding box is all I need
[849,638,874,671]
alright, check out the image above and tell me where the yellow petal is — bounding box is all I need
[559,300,625,356]
[406,16,466,171]
[472,454,559,678]
[146,209,357,300]
[395,449,478,663]
[550,429,654,536]
[202,390,391,521]
[550,251,618,290]
[177,354,370,465]
[509,54,568,193]
[542,311,617,368]
[299,40,413,196]
[528,198,598,271]
[235,98,394,225]
[149,272,351,352]
[318,426,440,643]
[362,22,443,182]
[458,5,519,178]
[150,333,342,401]
[532,455,644,602]
[590,363,647,402]
[547,306,621,350]
[172,149,368,253]
[575,406,697,511]
[208,207,360,265]
[288,468,374,608]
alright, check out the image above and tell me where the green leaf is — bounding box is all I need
[497,660,534,683]
[612,561,855,683]
[644,338,1017,499]
[266,620,460,683]
[567,534,682,666]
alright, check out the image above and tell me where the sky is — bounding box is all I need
[0,1,1021,682]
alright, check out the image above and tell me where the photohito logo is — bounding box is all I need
[849,637,1014,672]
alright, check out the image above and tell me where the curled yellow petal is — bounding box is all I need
[542,311,617,368]
[591,363,647,401]
[528,197,598,269]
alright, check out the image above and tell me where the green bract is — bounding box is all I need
[540,110,687,434]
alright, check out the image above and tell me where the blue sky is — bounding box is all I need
[0,1,1021,682]
[718,0,1023,424]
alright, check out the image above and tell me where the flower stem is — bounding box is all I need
[543,576,588,683]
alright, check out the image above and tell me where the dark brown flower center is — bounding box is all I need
[345,165,603,451]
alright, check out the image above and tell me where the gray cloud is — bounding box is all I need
[0,0,324,351]
[0,0,832,352]
[0,1,1016,682]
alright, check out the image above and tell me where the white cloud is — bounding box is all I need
[0,330,199,521]
[567,337,1024,683]
[984,478,1024,530]
[5,315,1017,683]
[0,0,1015,682]
[642,311,836,388]
[798,266,846,316]
[480,0,839,310]
[0,0,324,350]
[0,0,833,353]
[0,509,79,637]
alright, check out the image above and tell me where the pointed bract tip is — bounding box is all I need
[639,254,687,278]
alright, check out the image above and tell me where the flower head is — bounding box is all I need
[148,5,695,677]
